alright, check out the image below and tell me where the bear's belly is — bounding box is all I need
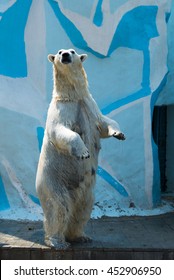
[42,140,98,192]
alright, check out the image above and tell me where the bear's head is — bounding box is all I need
[48,49,87,69]
[48,49,89,97]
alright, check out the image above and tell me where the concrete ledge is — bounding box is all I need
[0,212,174,260]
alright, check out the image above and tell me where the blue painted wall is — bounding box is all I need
[0,0,172,219]
[0,0,32,77]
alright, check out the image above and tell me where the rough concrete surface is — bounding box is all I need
[0,212,174,260]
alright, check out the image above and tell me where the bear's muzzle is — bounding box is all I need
[61,52,72,64]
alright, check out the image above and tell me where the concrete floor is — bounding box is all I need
[0,212,174,260]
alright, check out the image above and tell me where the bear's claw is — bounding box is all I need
[81,150,90,159]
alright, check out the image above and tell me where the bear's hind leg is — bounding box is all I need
[42,196,71,249]
[65,187,94,244]
[65,219,92,243]
[65,219,92,244]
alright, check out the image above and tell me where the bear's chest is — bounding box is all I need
[57,100,97,130]
[57,100,100,152]
[73,101,98,137]
[74,101,101,154]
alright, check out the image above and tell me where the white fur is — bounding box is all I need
[36,49,125,248]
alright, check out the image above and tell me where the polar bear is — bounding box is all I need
[36,49,125,248]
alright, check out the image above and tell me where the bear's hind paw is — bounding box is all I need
[68,235,92,244]
[45,237,70,249]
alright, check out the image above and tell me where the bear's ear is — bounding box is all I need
[80,54,88,62]
[48,54,55,63]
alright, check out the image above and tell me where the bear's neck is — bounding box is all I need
[53,65,90,102]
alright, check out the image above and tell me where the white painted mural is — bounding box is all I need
[0,0,173,220]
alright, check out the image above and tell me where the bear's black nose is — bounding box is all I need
[61,52,72,64]
[62,52,70,58]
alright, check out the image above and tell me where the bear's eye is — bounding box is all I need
[70,50,75,54]
[59,50,62,55]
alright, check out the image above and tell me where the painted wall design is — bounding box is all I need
[0,0,172,220]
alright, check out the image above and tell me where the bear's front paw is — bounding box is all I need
[113,131,126,140]
[81,149,90,159]
[72,146,90,159]
[77,148,90,159]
